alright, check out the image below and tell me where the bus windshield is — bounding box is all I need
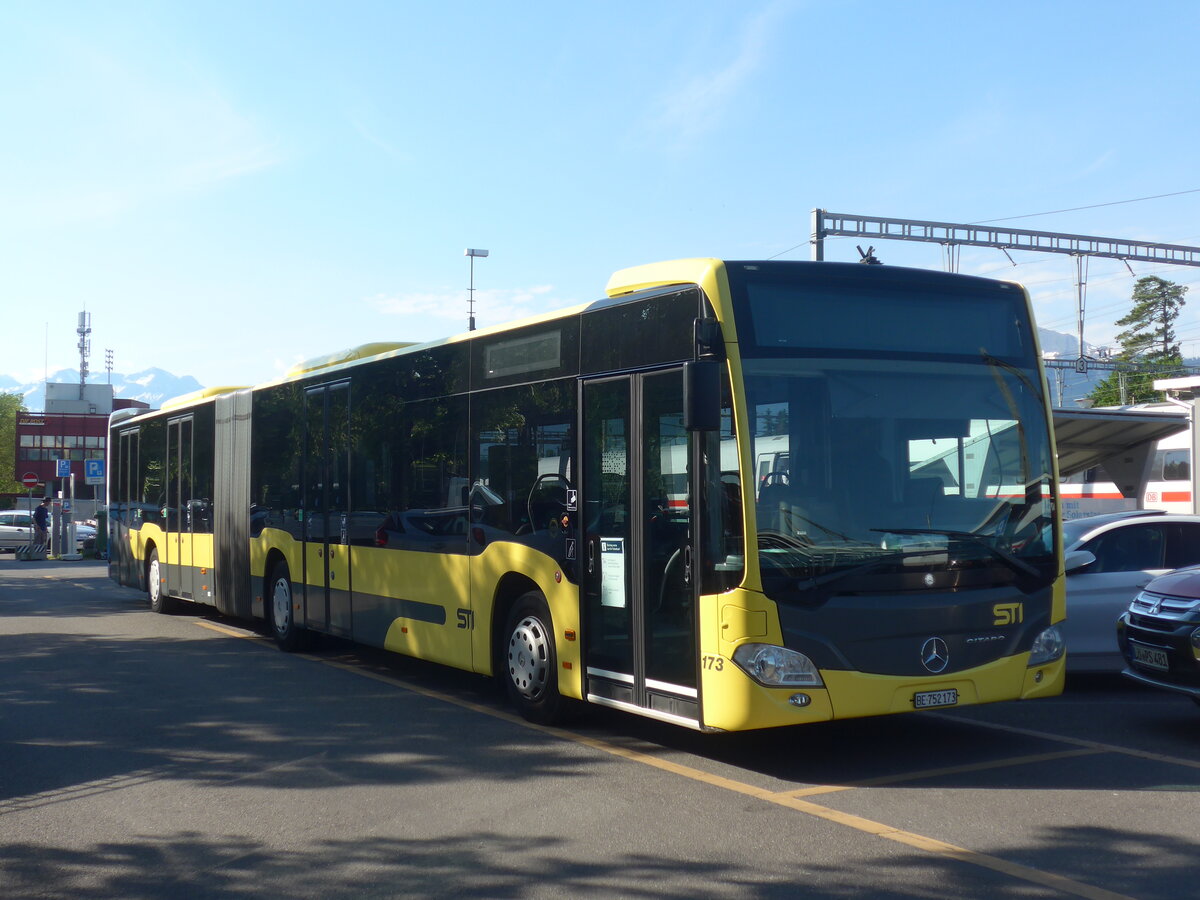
[728,263,1058,603]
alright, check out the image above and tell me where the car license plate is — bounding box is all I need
[1131,642,1169,672]
[914,689,958,709]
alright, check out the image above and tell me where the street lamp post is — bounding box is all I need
[464,248,489,331]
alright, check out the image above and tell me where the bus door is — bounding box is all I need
[303,382,353,636]
[582,370,699,725]
[114,428,140,586]
[166,416,194,599]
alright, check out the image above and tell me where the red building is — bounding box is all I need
[12,385,150,501]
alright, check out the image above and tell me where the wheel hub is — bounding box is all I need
[273,579,290,629]
[508,615,549,700]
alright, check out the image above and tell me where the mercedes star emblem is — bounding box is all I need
[921,637,950,673]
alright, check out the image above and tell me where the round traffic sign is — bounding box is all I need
[21,472,38,488]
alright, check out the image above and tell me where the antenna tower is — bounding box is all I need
[77,311,92,399]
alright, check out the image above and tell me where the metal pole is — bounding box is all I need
[468,255,476,332]
[810,208,825,261]
[1075,254,1088,362]
[1191,402,1200,515]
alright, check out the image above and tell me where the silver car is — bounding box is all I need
[0,509,36,550]
[0,509,96,553]
[1063,510,1200,672]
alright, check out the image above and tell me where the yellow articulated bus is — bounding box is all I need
[108,259,1066,731]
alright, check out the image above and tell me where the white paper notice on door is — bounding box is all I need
[600,537,627,608]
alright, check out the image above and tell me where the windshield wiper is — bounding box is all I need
[872,527,1041,579]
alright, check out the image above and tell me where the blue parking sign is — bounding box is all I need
[56,458,71,478]
[85,459,105,479]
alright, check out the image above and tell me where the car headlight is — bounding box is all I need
[1028,625,1065,666]
[732,643,824,687]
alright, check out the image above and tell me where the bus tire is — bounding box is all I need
[503,591,564,724]
[268,560,308,652]
[147,548,173,614]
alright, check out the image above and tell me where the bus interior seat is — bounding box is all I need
[756,480,791,533]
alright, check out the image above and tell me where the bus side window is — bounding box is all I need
[471,382,575,567]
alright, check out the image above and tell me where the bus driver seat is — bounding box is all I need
[756,475,792,535]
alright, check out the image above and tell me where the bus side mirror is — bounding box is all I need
[684,359,722,432]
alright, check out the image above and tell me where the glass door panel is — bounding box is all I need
[583,379,634,687]
[641,372,695,690]
[583,370,698,716]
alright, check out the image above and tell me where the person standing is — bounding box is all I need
[33,498,50,553]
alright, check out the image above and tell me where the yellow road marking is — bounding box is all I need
[929,711,1200,772]
[194,621,260,639]
[777,748,1101,798]
[194,623,1143,900]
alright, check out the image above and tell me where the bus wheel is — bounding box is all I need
[504,591,563,724]
[269,561,308,652]
[147,549,172,614]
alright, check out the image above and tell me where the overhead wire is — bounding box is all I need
[774,190,1200,262]
[778,190,1200,358]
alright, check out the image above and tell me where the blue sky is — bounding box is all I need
[4,0,1200,395]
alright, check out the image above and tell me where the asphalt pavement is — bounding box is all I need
[1,557,1197,899]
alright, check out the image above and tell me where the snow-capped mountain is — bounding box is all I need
[0,369,203,411]
[1037,328,1102,359]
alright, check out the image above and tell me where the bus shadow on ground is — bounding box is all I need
[0,627,580,807]
[0,824,1195,899]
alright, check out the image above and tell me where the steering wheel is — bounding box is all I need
[527,473,573,532]
[761,470,790,487]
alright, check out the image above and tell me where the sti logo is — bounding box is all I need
[993,602,1024,626]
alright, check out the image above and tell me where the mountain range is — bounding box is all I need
[0,368,203,412]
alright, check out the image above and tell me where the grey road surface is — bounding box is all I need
[2,558,1198,899]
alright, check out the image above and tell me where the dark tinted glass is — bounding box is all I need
[1084,524,1165,572]
[354,390,470,553]
[139,419,165,528]
[728,262,1034,362]
[191,405,215,534]
[470,321,579,388]
[581,289,698,374]
[1166,523,1200,569]
[359,344,469,401]
[250,383,305,540]
[471,380,576,572]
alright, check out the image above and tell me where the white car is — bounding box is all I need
[0,509,96,553]
[1063,510,1200,672]
[0,509,35,550]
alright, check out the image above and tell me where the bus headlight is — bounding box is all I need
[732,643,824,687]
[1028,625,1065,666]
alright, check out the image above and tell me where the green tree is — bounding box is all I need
[1113,276,1188,361]
[1088,362,1186,407]
[0,393,26,500]
[1089,276,1189,406]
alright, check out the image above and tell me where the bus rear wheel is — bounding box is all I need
[269,561,309,652]
[504,591,564,724]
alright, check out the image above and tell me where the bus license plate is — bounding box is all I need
[914,689,958,709]
[1131,642,1169,672]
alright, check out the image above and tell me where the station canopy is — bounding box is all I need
[1053,406,1188,481]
